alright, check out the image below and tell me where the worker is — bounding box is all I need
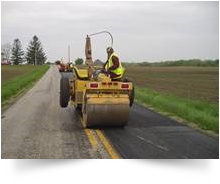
[103,47,124,80]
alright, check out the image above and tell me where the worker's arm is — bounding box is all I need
[108,56,119,70]
[103,60,108,69]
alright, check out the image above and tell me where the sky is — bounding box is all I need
[1,1,219,63]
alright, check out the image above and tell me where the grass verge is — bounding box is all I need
[135,87,219,134]
[1,65,49,107]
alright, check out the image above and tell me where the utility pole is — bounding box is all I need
[68,45,70,63]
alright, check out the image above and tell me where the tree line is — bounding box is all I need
[2,35,47,65]
[122,59,219,67]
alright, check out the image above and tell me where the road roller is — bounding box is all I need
[60,31,134,127]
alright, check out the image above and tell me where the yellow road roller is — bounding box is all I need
[60,31,134,127]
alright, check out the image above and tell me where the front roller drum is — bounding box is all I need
[82,101,130,127]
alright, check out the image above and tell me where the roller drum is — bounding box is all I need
[83,103,129,127]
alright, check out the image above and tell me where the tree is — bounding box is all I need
[26,35,47,65]
[10,39,24,65]
[75,58,84,65]
[1,43,11,63]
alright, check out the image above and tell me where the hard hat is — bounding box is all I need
[106,47,113,53]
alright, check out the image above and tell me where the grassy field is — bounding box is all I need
[136,87,218,133]
[1,65,49,106]
[125,66,219,104]
[125,66,219,133]
[1,65,40,82]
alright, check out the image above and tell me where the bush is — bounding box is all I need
[75,58,84,65]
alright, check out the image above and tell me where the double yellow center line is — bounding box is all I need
[84,128,120,159]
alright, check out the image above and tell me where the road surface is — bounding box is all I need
[103,104,218,158]
[1,66,219,158]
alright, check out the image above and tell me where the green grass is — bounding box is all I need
[135,87,219,134]
[1,65,49,106]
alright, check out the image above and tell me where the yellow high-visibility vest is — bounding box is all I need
[105,53,124,77]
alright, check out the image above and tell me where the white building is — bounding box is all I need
[1,50,11,65]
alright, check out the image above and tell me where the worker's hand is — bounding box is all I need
[106,69,111,76]
[102,69,109,76]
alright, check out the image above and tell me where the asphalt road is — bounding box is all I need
[1,65,219,159]
[102,104,219,158]
[1,66,109,159]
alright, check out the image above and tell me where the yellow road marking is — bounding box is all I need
[84,129,98,148]
[81,117,120,159]
[80,117,98,149]
[95,129,120,159]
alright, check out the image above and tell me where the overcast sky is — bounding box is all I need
[1,1,219,63]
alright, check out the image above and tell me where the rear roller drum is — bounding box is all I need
[82,104,129,128]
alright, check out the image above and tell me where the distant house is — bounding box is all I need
[94,59,104,66]
[1,52,5,61]
[1,49,7,65]
[1,60,11,65]
[1,52,10,65]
